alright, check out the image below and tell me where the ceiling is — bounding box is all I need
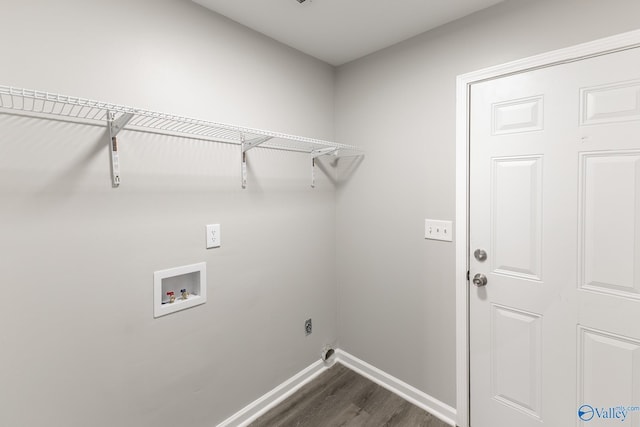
[193,0,504,66]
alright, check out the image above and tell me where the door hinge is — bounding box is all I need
[467,270,470,281]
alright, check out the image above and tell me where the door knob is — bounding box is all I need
[472,273,488,287]
[474,249,487,262]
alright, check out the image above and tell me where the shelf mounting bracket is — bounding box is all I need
[311,147,339,188]
[107,111,134,187]
[241,135,273,188]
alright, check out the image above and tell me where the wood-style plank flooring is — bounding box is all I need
[249,363,450,427]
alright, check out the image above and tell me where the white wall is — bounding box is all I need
[0,1,338,426]
[335,0,640,409]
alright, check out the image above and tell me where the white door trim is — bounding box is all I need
[454,28,640,427]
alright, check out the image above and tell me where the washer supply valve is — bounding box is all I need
[166,291,176,304]
[181,289,189,300]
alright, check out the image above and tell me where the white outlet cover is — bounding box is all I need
[425,219,453,242]
[206,224,221,248]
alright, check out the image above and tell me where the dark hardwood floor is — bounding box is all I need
[249,363,451,427]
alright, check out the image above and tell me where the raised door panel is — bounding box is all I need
[491,304,542,419]
[493,96,544,135]
[579,152,640,298]
[491,156,543,280]
[578,327,640,425]
[580,81,640,126]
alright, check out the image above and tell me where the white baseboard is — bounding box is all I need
[216,349,457,427]
[335,349,457,426]
[215,359,330,427]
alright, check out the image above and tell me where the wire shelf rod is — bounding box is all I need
[0,85,363,188]
[1,85,362,151]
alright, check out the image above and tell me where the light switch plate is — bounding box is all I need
[206,224,221,248]
[425,219,453,242]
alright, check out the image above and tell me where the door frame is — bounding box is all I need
[454,29,640,427]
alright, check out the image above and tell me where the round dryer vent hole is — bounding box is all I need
[321,346,335,362]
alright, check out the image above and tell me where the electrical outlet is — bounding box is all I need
[425,219,453,242]
[305,318,312,336]
[206,224,221,248]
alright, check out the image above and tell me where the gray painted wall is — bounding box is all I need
[0,1,337,426]
[335,0,640,409]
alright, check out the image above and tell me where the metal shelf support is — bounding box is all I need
[311,147,338,188]
[107,111,134,187]
[241,135,273,189]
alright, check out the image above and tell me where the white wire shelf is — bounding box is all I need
[0,85,363,188]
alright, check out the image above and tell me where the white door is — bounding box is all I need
[470,47,640,426]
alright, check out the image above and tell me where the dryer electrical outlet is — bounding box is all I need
[206,224,221,248]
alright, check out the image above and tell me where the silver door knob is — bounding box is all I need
[472,273,488,287]
[474,249,487,262]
